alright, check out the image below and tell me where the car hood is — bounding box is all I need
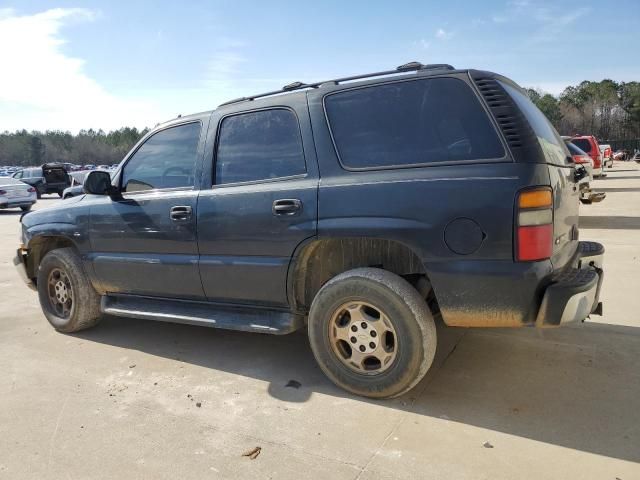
[21,194,86,228]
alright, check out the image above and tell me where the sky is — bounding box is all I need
[0,0,638,132]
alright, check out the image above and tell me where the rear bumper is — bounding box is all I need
[0,198,36,209]
[535,241,604,327]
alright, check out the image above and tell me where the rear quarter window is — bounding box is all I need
[324,77,505,170]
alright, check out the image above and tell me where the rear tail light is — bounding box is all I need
[516,187,553,261]
[27,187,36,193]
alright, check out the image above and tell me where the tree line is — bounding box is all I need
[526,80,640,142]
[0,127,148,167]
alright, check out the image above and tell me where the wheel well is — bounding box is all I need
[26,236,76,282]
[290,238,434,312]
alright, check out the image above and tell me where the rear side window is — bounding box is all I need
[215,109,306,185]
[571,138,592,153]
[324,77,504,169]
[122,122,201,193]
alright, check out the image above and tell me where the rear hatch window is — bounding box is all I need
[571,138,592,153]
[499,81,570,165]
[566,142,587,157]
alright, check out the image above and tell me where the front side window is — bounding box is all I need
[324,77,505,169]
[13,170,23,179]
[121,122,201,193]
[215,109,306,185]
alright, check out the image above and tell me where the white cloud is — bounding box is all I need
[0,8,162,132]
[415,38,431,50]
[435,28,453,40]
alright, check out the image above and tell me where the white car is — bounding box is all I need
[599,144,613,168]
[0,177,37,212]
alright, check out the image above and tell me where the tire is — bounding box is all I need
[63,194,71,200]
[308,268,437,398]
[57,191,63,198]
[37,248,102,333]
[20,205,32,212]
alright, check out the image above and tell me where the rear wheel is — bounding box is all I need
[308,268,437,398]
[20,205,32,212]
[37,248,101,333]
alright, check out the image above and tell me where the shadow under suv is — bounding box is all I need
[14,62,604,398]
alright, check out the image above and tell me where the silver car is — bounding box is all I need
[0,177,38,211]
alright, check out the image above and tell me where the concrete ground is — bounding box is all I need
[0,163,639,479]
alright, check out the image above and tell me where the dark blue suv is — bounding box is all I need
[14,62,604,398]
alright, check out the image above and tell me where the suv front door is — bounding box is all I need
[88,119,208,300]
[197,102,318,307]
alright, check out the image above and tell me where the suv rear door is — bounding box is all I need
[197,98,318,307]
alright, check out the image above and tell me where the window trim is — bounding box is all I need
[212,106,307,188]
[322,76,509,172]
[118,120,203,196]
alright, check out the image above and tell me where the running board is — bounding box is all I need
[101,295,305,335]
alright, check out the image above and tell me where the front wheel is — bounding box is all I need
[37,248,102,333]
[308,268,437,398]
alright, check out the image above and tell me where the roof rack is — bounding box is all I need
[218,61,455,107]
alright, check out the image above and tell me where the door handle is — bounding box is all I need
[170,205,192,221]
[272,199,302,216]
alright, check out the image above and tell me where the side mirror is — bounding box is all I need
[84,170,120,198]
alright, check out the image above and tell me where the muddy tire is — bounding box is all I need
[37,248,102,333]
[308,268,437,398]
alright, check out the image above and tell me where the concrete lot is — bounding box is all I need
[1,163,639,479]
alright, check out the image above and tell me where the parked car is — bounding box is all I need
[0,177,37,211]
[14,62,604,398]
[599,144,613,168]
[83,164,96,171]
[613,150,626,160]
[12,164,71,198]
[569,135,605,177]
[563,139,605,204]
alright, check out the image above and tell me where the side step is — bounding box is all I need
[101,295,305,335]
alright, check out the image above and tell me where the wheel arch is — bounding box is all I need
[287,237,436,313]
[25,234,80,284]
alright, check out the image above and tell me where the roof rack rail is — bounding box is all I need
[218,61,455,107]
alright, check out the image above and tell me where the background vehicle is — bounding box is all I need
[569,135,604,177]
[599,143,613,168]
[14,62,604,399]
[564,139,605,204]
[12,164,70,198]
[0,177,37,211]
[62,172,87,199]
